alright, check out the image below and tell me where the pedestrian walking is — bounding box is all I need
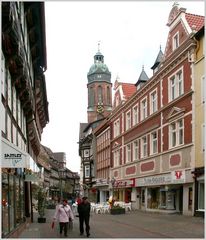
[53,199,74,237]
[77,196,91,237]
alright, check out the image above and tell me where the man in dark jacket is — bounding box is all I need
[77,196,91,237]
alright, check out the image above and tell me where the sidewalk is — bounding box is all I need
[18,209,81,238]
[16,208,204,239]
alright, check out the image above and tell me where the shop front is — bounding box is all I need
[113,178,135,202]
[95,178,109,203]
[1,138,42,237]
[1,138,30,238]
[135,170,194,215]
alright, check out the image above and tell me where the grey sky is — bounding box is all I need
[41,1,204,172]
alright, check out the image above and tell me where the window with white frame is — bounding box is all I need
[1,52,6,97]
[141,136,147,158]
[169,119,184,148]
[173,32,179,50]
[133,140,139,161]
[151,131,158,154]
[126,110,131,130]
[7,114,11,141]
[7,71,12,110]
[114,119,120,138]
[91,164,94,177]
[150,90,157,114]
[133,105,138,126]
[141,97,147,121]
[126,144,131,163]
[113,149,120,167]
[85,165,90,178]
[12,86,17,120]
[169,68,184,102]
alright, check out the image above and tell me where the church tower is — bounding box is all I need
[87,43,112,123]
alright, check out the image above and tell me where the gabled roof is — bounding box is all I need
[121,82,136,100]
[151,48,164,70]
[135,67,149,86]
[185,13,205,32]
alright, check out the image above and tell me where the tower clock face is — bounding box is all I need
[97,105,104,113]
[84,149,89,157]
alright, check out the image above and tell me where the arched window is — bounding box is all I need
[89,87,94,106]
[98,86,102,103]
[107,86,110,105]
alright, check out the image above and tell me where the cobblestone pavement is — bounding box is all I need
[17,208,204,239]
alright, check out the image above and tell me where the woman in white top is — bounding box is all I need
[53,199,74,237]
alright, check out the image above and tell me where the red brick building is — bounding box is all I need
[94,3,204,215]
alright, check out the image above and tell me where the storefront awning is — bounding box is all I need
[1,138,30,168]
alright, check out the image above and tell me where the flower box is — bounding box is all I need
[110,208,125,215]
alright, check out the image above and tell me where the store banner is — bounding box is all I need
[1,138,29,168]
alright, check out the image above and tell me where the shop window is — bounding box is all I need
[9,175,15,231]
[2,173,9,236]
[198,181,204,210]
[15,176,22,225]
[147,188,159,209]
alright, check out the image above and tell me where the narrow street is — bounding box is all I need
[18,209,204,238]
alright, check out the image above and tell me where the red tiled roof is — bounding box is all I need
[121,82,136,99]
[185,13,205,32]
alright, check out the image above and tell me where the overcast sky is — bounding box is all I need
[41,1,204,173]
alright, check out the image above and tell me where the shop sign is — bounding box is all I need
[1,138,29,168]
[171,170,185,183]
[135,174,172,187]
[114,178,135,188]
[95,178,109,186]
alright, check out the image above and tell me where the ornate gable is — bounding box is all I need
[166,106,185,121]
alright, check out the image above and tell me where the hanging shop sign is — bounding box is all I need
[1,138,29,168]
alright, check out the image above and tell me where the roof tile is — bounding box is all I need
[121,82,136,99]
[185,13,205,32]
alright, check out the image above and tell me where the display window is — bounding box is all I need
[147,188,160,209]
[2,170,25,237]
[198,181,204,210]
[9,175,15,232]
[2,173,9,236]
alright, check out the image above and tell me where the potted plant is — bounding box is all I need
[37,189,46,223]
[110,204,126,215]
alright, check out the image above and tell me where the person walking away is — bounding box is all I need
[53,199,74,237]
[78,196,91,237]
